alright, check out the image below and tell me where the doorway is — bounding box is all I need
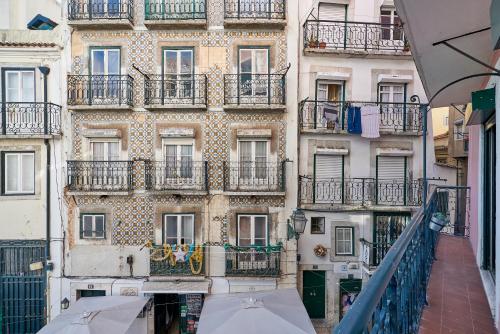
[302,270,326,319]
[483,117,496,280]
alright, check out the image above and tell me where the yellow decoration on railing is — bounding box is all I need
[189,245,203,275]
[148,242,204,275]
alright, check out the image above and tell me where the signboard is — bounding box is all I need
[179,294,204,334]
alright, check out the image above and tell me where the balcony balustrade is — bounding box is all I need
[145,160,208,192]
[0,102,61,136]
[224,0,285,20]
[303,20,408,53]
[144,74,207,107]
[299,100,423,134]
[224,74,286,106]
[225,245,281,277]
[150,244,205,276]
[145,0,206,20]
[67,75,134,107]
[67,160,133,192]
[68,0,134,22]
[223,161,286,193]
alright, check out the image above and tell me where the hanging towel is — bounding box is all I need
[361,105,380,138]
[347,106,362,134]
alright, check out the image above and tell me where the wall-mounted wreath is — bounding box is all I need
[313,244,328,257]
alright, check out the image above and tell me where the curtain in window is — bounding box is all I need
[180,145,193,178]
[239,141,252,179]
[255,141,267,179]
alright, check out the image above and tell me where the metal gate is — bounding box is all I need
[0,240,46,334]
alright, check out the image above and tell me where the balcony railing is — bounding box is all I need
[68,0,134,21]
[145,0,206,20]
[225,245,281,277]
[67,75,134,106]
[224,0,286,19]
[224,74,286,106]
[300,100,423,134]
[223,161,286,192]
[67,160,133,192]
[145,161,208,192]
[303,20,408,52]
[144,74,207,106]
[299,177,422,207]
[0,102,61,135]
[150,244,205,276]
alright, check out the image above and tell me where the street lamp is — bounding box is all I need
[288,208,308,240]
[61,297,70,310]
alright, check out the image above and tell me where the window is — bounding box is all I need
[163,49,194,98]
[239,48,269,97]
[238,215,268,246]
[454,120,464,140]
[443,115,449,127]
[81,214,105,239]
[376,156,406,181]
[317,81,343,102]
[77,289,106,300]
[335,227,354,255]
[379,84,405,104]
[90,140,120,161]
[92,0,121,17]
[311,217,325,234]
[2,152,35,194]
[4,70,35,102]
[315,154,343,180]
[91,48,120,75]
[164,143,193,178]
[164,214,194,245]
[238,140,268,179]
[380,8,402,40]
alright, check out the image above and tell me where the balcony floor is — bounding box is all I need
[419,235,496,334]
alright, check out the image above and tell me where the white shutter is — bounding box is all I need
[319,3,346,21]
[315,155,343,179]
[377,156,405,180]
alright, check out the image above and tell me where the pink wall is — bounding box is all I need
[467,125,481,258]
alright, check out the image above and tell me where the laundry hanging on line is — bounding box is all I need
[347,106,362,134]
[361,105,380,138]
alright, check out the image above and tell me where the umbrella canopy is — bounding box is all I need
[37,296,150,334]
[197,288,316,334]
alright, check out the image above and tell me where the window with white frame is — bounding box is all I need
[380,8,402,40]
[239,48,269,97]
[164,141,194,178]
[454,119,464,140]
[3,152,35,194]
[164,214,194,245]
[335,227,354,255]
[4,70,35,102]
[238,140,268,180]
[379,84,405,104]
[316,81,343,102]
[91,48,120,75]
[81,214,105,239]
[163,49,194,98]
[90,140,120,161]
[238,215,268,246]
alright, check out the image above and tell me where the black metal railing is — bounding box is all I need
[68,0,134,21]
[224,74,286,105]
[0,102,61,135]
[150,244,205,276]
[224,0,285,19]
[225,246,281,277]
[299,177,422,207]
[67,160,133,192]
[144,74,207,106]
[303,20,408,52]
[67,75,134,106]
[360,239,395,268]
[145,0,206,20]
[145,160,208,191]
[223,161,286,192]
[299,100,423,133]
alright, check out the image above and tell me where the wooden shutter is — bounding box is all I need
[319,3,346,21]
[315,155,343,179]
[377,156,405,180]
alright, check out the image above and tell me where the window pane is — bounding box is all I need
[6,72,19,102]
[254,50,268,74]
[95,216,105,238]
[255,141,267,158]
[240,50,252,73]
[92,142,105,161]
[21,154,34,192]
[164,51,178,74]
[108,142,120,160]
[311,217,325,234]
[107,50,120,75]
[181,215,194,244]
[238,216,251,240]
[180,51,192,74]
[5,154,19,192]
[83,216,93,238]
[254,216,267,239]
[165,216,178,241]
[92,50,105,75]
[21,72,35,102]
[239,142,252,162]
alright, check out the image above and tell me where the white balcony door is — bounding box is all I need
[164,214,194,245]
[239,48,269,98]
[238,140,268,184]
[4,70,36,131]
[380,8,403,41]
[379,84,404,104]
[164,49,193,99]
[90,140,121,186]
[237,215,268,269]
[164,144,193,179]
[91,141,120,161]
[314,154,343,204]
[318,3,346,48]
[91,49,121,100]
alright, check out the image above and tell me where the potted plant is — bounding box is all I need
[403,39,410,52]
[319,40,327,49]
[308,34,319,48]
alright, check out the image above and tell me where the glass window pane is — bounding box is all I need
[21,72,35,102]
[180,51,193,74]
[92,50,105,75]
[95,216,105,238]
[254,50,268,74]
[6,72,19,102]
[108,142,120,160]
[255,141,267,158]
[254,216,267,239]
[239,50,252,73]
[107,50,120,75]
[239,142,252,162]
[181,215,194,244]
[165,216,178,240]
[21,154,34,192]
[83,216,93,238]
[164,51,178,74]
[92,142,105,161]
[238,216,251,239]
[5,154,19,192]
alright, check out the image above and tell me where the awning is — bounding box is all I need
[197,288,316,334]
[37,296,150,334]
[394,0,494,107]
[142,280,210,294]
[467,88,496,125]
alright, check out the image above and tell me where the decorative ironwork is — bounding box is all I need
[299,100,423,134]
[225,244,281,277]
[144,74,208,106]
[223,161,286,192]
[67,75,134,106]
[224,0,286,19]
[149,244,204,276]
[145,0,206,20]
[303,20,408,52]
[298,176,422,206]
[145,160,208,191]
[0,102,61,135]
[67,160,134,192]
[68,0,134,21]
[224,74,286,105]
[428,185,471,237]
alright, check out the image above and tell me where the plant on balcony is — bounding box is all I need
[307,33,319,48]
[319,40,327,49]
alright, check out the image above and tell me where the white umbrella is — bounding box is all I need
[37,296,150,334]
[197,288,316,334]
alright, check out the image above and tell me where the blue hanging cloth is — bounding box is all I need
[347,106,362,134]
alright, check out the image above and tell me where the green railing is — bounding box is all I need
[149,244,205,276]
[145,0,206,20]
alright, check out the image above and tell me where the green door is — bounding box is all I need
[302,270,326,319]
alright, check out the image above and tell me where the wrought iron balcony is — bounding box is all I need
[299,100,423,134]
[299,177,423,207]
[68,0,134,22]
[224,74,286,106]
[150,244,205,276]
[224,0,285,20]
[67,75,134,107]
[0,102,61,135]
[145,160,208,192]
[67,160,133,192]
[145,0,206,20]
[303,20,408,53]
[223,161,286,193]
[144,75,207,106]
[225,245,281,277]
[360,239,394,268]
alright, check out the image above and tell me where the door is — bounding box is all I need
[303,271,326,319]
[239,48,269,101]
[373,213,410,266]
[339,279,362,320]
[163,49,194,100]
[238,140,269,187]
[316,81,343,129]
[314,154,343,203]
[483,119,496,279]
[90,140,121,186]
[376,155,407,205]
[237,215,269,270]
[90,48,121,102]
[92,0,121,17]
[318,3,347,48]
[3,69,36,133]
[164,144,194,179]
[379,83,407,130]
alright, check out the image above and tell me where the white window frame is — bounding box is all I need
[237,139,270,181]
[316,80,343,102]
[335,227,354,255]
[162,139,194,178]
[3,152,35,195]
[378,84,405,104]
[163,49,194,76]
[380,8,401,40]
[81,214,106,239]
[163,214,195,245]
[4,69,35,102]
[89,139,121,161]
[91,48,121,76]
[237,214,268,246]
[239,48,270,98]
[454,119,464,141]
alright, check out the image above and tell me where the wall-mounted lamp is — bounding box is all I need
[287,208,308,240]
[61,297,70,310]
